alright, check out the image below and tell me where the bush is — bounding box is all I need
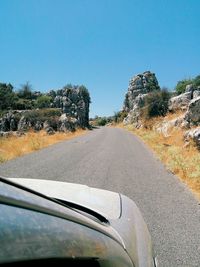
[142,89,170,119]
[22,109,62,126]
[175,79,193,95]
[35,95,52,108]
[95,117,108,126]
[113,111,128,123]
[193,75,200,87]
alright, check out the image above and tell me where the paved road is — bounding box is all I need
[0,127,199,266]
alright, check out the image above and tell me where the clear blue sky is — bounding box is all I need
[0,0,199,117]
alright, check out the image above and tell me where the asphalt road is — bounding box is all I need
[0,127,199,266]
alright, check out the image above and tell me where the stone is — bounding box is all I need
[17,116,31,132]
[45,127,55,135]
[155,115,185,137]
[168,92,192,111]
[184,127,200,149]
[185,84,194,93]
[52,85,90,128]
[34,121,43,131]
[59,114,77,132]
[184,96,200,124]
[193,90,200,99]
[124,71,160,112]
[123,71,160,124]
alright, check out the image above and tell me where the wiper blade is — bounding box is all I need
[55,198,109,224]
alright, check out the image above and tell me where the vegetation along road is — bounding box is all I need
[0,127,199,267]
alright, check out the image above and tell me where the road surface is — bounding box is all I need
[0,127,199,266]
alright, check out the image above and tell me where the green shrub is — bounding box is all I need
[175,79,193,95]
[193,75,200,87]
[35,95,52,108]
[95,117,107,126]
[142,89,170,118]
[23,109,62,126]
[113,111,128,123]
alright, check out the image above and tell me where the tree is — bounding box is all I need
[17,82,33,99]
[78,85,91,103]
[0,83,17,110]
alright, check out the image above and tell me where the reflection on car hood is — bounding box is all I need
[7,178,121,220]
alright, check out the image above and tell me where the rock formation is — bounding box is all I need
[52,85,90,128]
[123,71,160,124]
[169,84,200,112]
[184,96,200,125]
[0,85,91,135]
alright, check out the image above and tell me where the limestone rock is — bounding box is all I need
[123,71,160,124]
[155,115,185,137]
[168,92,192,111]
[17,116,31,132]
[184,127,200,149]
[59,114,78,132]
[52,86,90,128]
[45,127,55,135]
[124,71,160,113]
[184,96,200,124]
[193,90,200,99]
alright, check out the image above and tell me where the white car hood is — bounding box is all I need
[7,178,121,220]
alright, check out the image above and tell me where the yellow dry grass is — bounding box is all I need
[118,114,200,200]
[0,129,87,163]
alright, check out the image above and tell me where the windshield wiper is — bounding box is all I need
[54,198,109,224]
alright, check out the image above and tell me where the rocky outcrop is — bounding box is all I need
[59,114,78,132]
[0,109,81,135]
[184,127,200,149]
[169,84,200,112]
[155,115,186,137]
[53,85,90,128]
[0,85,91,135]
[184,96,200,125]
[123,71,160,124]
[168,92,192,111]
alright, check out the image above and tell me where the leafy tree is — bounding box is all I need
[35,95,52,108]
[0,83,17,110]
[17,82,33,99]
[78,85,91,103]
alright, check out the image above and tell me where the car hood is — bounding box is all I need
[7,178,121,220]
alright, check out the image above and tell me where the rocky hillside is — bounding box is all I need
[123,71,200,148]
[0,85,91,135]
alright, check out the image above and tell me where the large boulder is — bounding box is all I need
[168,92,192,111]
[58,114,78,132]
[184,127,200,149]
[184,96,200,125]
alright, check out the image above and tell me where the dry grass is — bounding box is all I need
[119,114,200,200]
[0,129,87,163]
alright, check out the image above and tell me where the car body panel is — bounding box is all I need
[7,178,121,220]
[1,177,156,267]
